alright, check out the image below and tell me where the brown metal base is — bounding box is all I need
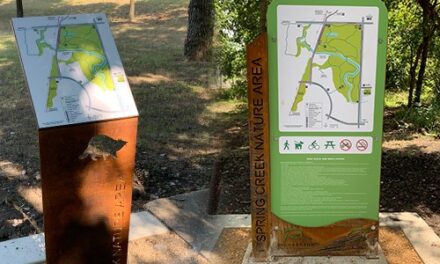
[271,215,379,257]
[39,117,138,264]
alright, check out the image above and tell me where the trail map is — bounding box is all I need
[277,6,379,132]
[12,14,138,128]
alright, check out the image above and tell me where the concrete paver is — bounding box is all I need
[1,190,439,264]
[145,189,250,255]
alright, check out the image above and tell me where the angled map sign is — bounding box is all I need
[268,0,387,229]
[12,14,138,129]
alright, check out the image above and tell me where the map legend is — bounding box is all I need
[279,136,373,154]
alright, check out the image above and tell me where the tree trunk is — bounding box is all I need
[413,0,437,105]
[16,0,24,17]
[259,0,269,33]
[408,42,423,107]
[414,35,430,105]
[129,0,136,22]
[184,0,215,61]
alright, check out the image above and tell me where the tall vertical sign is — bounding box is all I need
[268,0,387,256]
[247,34,271,261]
[247,0,387,259]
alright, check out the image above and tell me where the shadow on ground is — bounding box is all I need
[0,0,235,246]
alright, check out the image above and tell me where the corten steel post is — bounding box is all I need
[247,33,272,261]
[39,117,138,264]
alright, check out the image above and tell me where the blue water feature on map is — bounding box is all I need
[298,37,313,52]
[59,48,108,75]
[326,32,338,38]
[36,30,55,50]
[315,51,360,102]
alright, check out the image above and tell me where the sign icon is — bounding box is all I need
[308,140,320,150]
[340,139,352,151]
[284,140,290,150]
[295,141,304,150]
[324,141,336,149]
[356,139,369,152]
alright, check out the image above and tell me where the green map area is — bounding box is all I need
[291,24,362,112]
[45,24,115,108]
[295,24,312,57]
[36,28,54,55]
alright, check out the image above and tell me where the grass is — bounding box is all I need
[394,102,440,135]
[0,0,245,200]
[384,88,435,108]
[384,90,409,108]
[384,89,440,135]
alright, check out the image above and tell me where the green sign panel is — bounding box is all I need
[267,0,388,227]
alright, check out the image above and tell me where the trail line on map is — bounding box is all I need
[357,17,365,128]
[48,76,92,111]
[326,114,365,126]
[49,16,121,115]
[308,10,339,84]
[295,21,373,25]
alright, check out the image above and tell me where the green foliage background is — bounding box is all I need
[215,0,269,99]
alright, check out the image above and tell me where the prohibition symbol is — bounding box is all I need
[340,139,352,151]
[356,139,369,152]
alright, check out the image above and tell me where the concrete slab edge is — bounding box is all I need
[0,211,169,264]
[240,213,440,264]
[241,243,388,264]
[0,210,438,264]
[380,212,440,264]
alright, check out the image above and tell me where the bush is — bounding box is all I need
[394,102,440,134]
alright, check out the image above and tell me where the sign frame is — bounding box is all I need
[247,0,387,259]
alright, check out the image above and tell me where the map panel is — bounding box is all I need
[12,14,138,129]
[277,6,379,132]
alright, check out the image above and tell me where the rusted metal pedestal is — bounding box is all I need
[39,117,138,264]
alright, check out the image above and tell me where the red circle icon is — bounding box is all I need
[340,139,352,151]
[356,139,369,152]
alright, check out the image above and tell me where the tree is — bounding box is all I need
[184,0,215,61]
[16,0,24,17]
[387,0,439,107]
[214,0,271,98]
[129,0,136,22]
[412,0,439,105]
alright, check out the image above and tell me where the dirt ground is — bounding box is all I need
[125,227,425,263]
[209,227,424,264]
[215,111,440,237]
[128,233,209,264]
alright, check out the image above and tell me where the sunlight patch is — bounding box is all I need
[18,186,43,213]
[128,73,171,85]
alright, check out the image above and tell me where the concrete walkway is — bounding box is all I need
[145,190,250,256]
[0,210,170,264]
[0,189,439,263]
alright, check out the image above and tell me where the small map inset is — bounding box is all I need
[12,14,138,129]
[277,6,379,132]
